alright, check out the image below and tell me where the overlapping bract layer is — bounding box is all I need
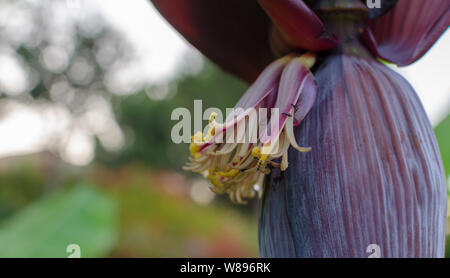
[257,0,338,51]
[152,0,449,80]
[364,0,450,66]
[259,54,447,257]
[150,0,336,82]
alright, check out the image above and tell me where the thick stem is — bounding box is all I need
[322,18,374,59]
[314,0,374,59]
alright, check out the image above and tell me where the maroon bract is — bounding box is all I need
[152,0,449,257]
[364,0,450,66]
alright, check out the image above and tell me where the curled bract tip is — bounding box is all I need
[184,53,317,203]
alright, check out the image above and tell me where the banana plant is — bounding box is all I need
[151,0,450,257]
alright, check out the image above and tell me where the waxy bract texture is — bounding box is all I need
[151,0,449,258]
[152,0,449,81]
[151,0,273,82]
[259,54,447,257]
[364,0,450,66]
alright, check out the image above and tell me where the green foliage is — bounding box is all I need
[0,162,45,222]
[0,184,118,258]
[93,166,258,257]
[436,114,450,257]
[447,231,450,258]
[435,114,450,179]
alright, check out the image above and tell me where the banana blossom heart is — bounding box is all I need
[151,0,449,81]
[152,0,449,257]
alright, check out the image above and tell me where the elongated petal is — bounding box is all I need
[293,74,316,125]
[255,55,315,170]
[363,0,450,66]
[233,57,291,114]
[276,57,313,117]
[184,57,295,203]
[257,0,338,51]
[209,56,291,142]
[151,0,274,82]
[262,54,316,145]
[260,55,447,257]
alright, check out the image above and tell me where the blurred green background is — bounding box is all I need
[0,0,448,258]
[0,0,258,258]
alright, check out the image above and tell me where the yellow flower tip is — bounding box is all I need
[281,53,297,63]
[260,142,273,158]
[205,125,215,139]
[202,113,218,140]
[281,153,288,171]
[193,153,202,159]
[209,112,217,124]
[208,174,222,188]
[298,146,312,153]
[251,146,261,158]
[191,131,205,144]
[298,52,316,69]
[216,168,239,178]
[259,154,269,164]
[204,132,212,142]
[189,142,201,155]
